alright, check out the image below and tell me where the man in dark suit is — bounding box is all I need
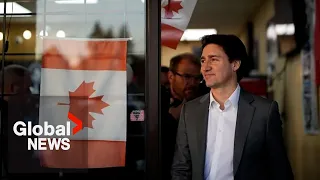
[171,34,293,180]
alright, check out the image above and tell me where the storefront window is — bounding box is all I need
[0,0,154,178]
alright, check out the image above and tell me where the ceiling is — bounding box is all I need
[189,0,267,35]
[1,0,267,36]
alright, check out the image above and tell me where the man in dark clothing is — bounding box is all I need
[171,34,293,180]
[161,66,170,89]
[0,65,40,175]
[162,53,202,179]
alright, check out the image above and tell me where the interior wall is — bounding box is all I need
[161,41,201,66]
[272,35,320,180]
[251,0,319,178]
[238,27,248,49]
[0,23,37,61]
[252,0,275,74]
[272,54,320,180]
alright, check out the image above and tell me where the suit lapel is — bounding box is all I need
[233,89,255,175]
[197,94,210,178]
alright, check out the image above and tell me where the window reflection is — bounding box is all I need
[1,0,146,177]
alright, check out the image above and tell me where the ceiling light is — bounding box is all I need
[141,0,145,3]
[23,30,32,40]
[267,25,277,40]
[0,32,3,41]
[286,24,295,35]
[180,29,217,41]
[56,30,66,38]
[0,2,31,16]
[267,23,295,40]
[275,24,295,35]
[55,0,98,4]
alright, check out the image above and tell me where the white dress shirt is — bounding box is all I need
[204,84,240,180]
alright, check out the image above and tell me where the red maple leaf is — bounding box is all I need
[58,81,109,134]
[163,0,183,19]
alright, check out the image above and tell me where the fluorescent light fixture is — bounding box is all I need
[181,29,217,41]
[55,0,98,4]
[267,23,295,40]
[0,2,31,16]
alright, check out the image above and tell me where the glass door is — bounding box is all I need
[0,0,161,179]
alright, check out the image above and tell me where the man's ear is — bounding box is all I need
[232,60,241,72]
[168,71,175,83]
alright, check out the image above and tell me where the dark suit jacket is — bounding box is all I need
[171,89,294,180]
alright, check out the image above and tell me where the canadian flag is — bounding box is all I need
[161,0,198,49]
[38,38,127,168]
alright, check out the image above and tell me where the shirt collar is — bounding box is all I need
[209,84,241,109]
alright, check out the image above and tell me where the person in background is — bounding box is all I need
[0,64,31,102]
[161,66,170,89]
[171,34,293,180]
[0,64,39,174]
[161,53,202,180]
[168,53,202,120]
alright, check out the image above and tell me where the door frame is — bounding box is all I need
[145,0,162,179]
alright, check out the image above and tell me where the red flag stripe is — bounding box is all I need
[161,23,184,49]
[42,39,127,71]
[40,140,126,168]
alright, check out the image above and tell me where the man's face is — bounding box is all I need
[169,59,201,100]
[200,44,240,88]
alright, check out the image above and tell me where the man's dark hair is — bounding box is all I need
[161,66,169,73]
[200,34,248,82]
[169,53,200,72]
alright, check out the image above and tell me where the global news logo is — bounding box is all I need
[13,121,73,151]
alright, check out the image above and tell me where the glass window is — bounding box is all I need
[1,0,148,178]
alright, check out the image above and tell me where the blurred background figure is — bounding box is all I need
[166,53,202,135]
[0,64,31,102]
[161,53,202,179]
[0,64,40,174]
[28,62,41,94]
[161,66,170,89]
[168,53,202,104]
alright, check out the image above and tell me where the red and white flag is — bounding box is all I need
[39,38,127,168]
[161,0,198,49]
